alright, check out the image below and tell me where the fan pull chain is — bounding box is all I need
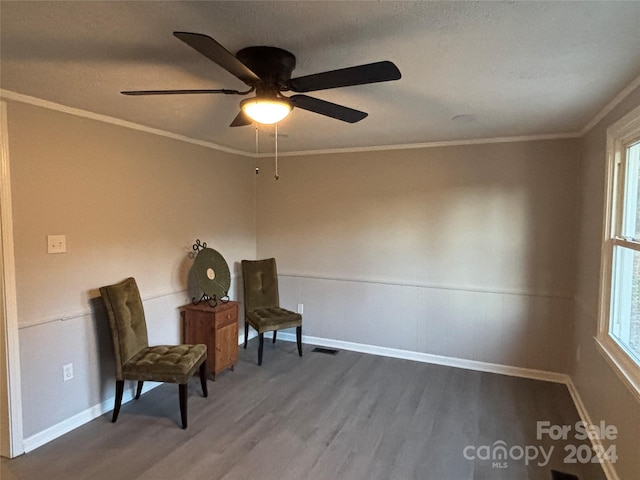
[274,122,279,180]
[255,124,259,174]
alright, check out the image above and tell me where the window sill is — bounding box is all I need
[594,335,640,403]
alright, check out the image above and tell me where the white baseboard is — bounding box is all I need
[276,331,569,384]
[565,378,620,480]
[23,381,160,453]
[23,334,257,453]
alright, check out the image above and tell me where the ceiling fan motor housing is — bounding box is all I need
[235,46,296,91]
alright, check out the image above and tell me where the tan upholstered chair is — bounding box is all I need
[241,258,302,365]
[99,277,208,428]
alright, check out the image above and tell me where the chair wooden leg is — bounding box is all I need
[135,381,144,399]
[179,384,188,429]
[199,361,208,397]
[258,333,264,366]
[244,321,249,349]
[272,330,277,343]
[296,326,303,357]
[112,380,124,423]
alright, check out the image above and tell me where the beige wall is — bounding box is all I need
[7,101,255,438]
[256,140,580,372]
[572,85,640,480]
[7,82,640,477]
[9,103,255,324]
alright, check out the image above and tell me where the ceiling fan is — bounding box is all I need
[122,32,402,126]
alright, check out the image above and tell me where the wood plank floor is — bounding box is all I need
[2,339,607,480]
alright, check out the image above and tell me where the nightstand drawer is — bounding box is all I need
[214,304,238,329]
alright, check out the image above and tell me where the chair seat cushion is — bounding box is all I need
[122,344,207,384]
[246,307,302,333]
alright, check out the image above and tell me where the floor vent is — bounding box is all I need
[551,470,579,480]
[312,347,339,355]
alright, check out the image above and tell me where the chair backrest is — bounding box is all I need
[241,258,280,311]
[99,277,149,379]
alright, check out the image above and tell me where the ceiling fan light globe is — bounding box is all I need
[241,99,291,124]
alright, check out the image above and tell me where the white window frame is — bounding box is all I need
[596,103,640,402]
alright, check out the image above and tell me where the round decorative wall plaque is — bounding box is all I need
[190,240,230,306]
[194,248,230,299]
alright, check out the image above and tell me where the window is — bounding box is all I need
[597,104,640,399]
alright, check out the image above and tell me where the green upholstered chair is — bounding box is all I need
[241,258,302,365]
[99,277,208,429]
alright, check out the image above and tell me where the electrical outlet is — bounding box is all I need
[47,234,67,254]
[297,303,304,314]
[63,363,73,382]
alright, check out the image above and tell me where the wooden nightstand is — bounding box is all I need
[181,301,239,380]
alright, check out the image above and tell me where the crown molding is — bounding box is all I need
[4,72,640,158]
[0,89,253,157]
[579,73,640,136]
[267,132,581,157]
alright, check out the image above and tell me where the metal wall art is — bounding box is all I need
[190,239,231,307]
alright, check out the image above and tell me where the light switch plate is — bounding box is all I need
[47,235,66,254]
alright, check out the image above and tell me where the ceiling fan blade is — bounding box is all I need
[121,88,245,96]
[173,32,261,86]
[230,111,253,127]
[290,95,368,123]
[288,61,401,93]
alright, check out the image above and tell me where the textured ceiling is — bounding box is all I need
[1,1,640,154]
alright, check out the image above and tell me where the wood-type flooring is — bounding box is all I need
[1,339,607,480]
